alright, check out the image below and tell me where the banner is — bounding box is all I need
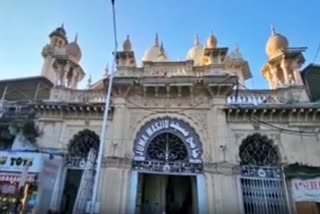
[0,151,43,173]
[291,177,320,202]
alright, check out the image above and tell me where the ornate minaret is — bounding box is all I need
[41,24,68,83]
[41,25,85,89]
[115,35,136,67]
[52,34,85,89]
[201,32,228,65]
[261,26,306,89]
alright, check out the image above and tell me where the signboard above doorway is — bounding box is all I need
[132,117,203,174]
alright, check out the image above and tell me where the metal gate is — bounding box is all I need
[240,165,290,214]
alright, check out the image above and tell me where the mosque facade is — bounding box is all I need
[0,25,320,214]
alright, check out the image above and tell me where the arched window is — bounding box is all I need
[146,133,188,162]
[239,133,289,214]
[239,133,280,166]
[67,129,100,159]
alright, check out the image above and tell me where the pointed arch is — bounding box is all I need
[239,133,280,166]
[67,129,100,159]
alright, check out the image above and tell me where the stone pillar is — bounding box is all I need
[127,170,138,214]
[291,60,303,85]
[197,174,208,214]
[70,71,78,89]
[109,97,127,157]
[211,167,242,213]
[271,67,280,89]
[280,58,290,85]
[99,167,130,214]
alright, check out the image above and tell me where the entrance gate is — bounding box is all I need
[239,133,290,214]
[131,117,205,214]
[240,166,289,214]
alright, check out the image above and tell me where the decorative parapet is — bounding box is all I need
[115,62,227,78]
[49,86,105,103]
[227,85,309,105]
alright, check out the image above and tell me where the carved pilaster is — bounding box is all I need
[280,57,290,85]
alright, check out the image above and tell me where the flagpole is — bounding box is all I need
[90,0,117,213]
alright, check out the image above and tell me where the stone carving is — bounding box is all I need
[144,64,192,77]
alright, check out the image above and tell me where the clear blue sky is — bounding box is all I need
[0,0,319,89]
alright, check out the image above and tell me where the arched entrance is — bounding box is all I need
[239,133,289,214]
[60,129,99,214]
[131,117,204,214]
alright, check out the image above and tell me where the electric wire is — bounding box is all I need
[313,42,320,63]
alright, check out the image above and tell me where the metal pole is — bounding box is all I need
[1,85,8,101]
[282,164,293,214]
[90,0,118,213]
[33,82,41,101]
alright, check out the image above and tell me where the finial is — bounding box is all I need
[235,43,239,51]
[123,34,132,51]
[271,25,276,35]
[104,63,110,76]
[154,33,159,46]
[87,75,92,88]
[194,33,200,46]
[160,42,164,53]
[61,23,64,28]
[74,34,78,43]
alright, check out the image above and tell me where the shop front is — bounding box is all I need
[285,164,320,214]
[0,150,63,213]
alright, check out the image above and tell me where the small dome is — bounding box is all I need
[123,35,132,51]
[206,32,217,48]
[265,26,289,58]
[49,24,67,38]
[186,34,203,65]
[142,33,169,62]
[66,35,82,63]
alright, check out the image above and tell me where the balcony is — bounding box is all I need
[49,87,106,103]
[227,86,309,105]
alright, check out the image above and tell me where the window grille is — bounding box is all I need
[239,133,289,214]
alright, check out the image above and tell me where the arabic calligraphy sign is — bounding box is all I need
[133,117,203,163]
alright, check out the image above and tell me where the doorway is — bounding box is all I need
[136,173,197,214]
[60,169,83,214]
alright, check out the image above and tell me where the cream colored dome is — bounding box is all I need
[186,34,203,65]
[123,35,132,51]
[66,35,82,63]
[265,26,288,58]
[142,33,169,62]
[206,32,217,48]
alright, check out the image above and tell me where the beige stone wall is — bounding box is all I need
[99,168,129,214]
[33,92,320,213]
[228,122,320,166]
[36,118,113,152]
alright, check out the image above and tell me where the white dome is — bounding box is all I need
[142,34,169,62]
[265,26,289,58]
[66,35,81,63]
[186,34,203,65]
